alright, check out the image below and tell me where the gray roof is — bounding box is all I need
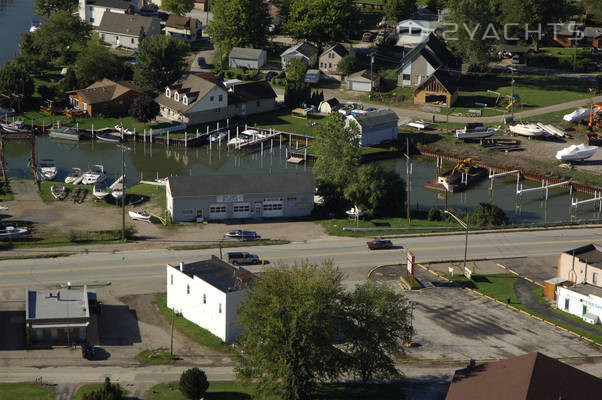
[155,73,225,113]
[347,69,380,82]
[169,256,255,292]
[281,42,318,58]
[565,243,602,268]
[563,283,602,298]
[321,43,349,58]
[349,109,398,130]
[230,47,266,60]
[168,172,314,198]
[26,287,91,321]
[98,11,158,36]
[584,27,602,38]
[86,0,133,9]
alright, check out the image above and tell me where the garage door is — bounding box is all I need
[232,202,251,218]
[209,204,227,219]
[263,200,283,217]
[349,81,371,92]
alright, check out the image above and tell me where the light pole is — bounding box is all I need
[369,52,375,100]
[509,67,516,122]
[117,145,130,241]
[444,210,469,275]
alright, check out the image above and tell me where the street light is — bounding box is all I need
[117,144,131,241]
[444,210,469,277]
[509,67,516,122]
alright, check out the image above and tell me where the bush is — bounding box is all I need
[467,203,508,227]
[83,377,122,400]
[179,368,209,400]
[427,207,442,221]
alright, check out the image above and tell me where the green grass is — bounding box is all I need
[319,216,458,237]
[0,383,55,400]
[39,181,91,202]
[154,293,234,353]
[128,183,167,211]
[0,181,14,201]
[20,110,164,132]
[168,239,290,251]
[72,383,125,400]
[0,227,132,251]
[136,348,179,365]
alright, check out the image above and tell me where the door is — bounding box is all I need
[254,202,262,217]
[263,200,284,217]
[232,202,251,218]
[564,298,569,310]
[241,104,247,116]
[209,203,227,219]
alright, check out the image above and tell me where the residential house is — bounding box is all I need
[584,26,602,48]
[318,43,354,76]
[229,47,267,69]
[165,16,202,43]
[413,69,459,107]
[553,22,602,48]
[557,243,602,286]
[194,0,209,11]
[78,0,140,26]
[166,172,315,221]
[345,109,398,146]
[395,7,444,48]
[67,79,149,117]
[280,42,318,69]
[318,97,340,114]
[166,256,256,343]
[347,69,381,92]
[98,12,161,49]
[396,33,457,88]
[446,352,602,399]
[156,73,228,125]
[227,80,277,117]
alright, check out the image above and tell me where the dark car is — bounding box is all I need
[227,251,260,265]
[362,32,374,42]
[197,57,207,68]
[157,11,169,21]
[81,343,95,360]
[224,230,261,240]
[265,71,278,81]
[366,239,393,250]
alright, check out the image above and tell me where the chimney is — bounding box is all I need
[179,262,184,272]
[57,291,61,301]
[67,281,71,290]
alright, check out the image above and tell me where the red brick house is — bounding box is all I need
[67,79,149,117]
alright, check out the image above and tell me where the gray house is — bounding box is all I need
[166,173,315,222]
[280,42,318,69]
[345,109,398,146]
[227,80,277,117]
[98,12,161,49]
[229,48,267,69]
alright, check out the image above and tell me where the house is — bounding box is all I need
[194,0,209,11]
[557,244,602,286]
[583,26,602,48]
[413,69,459,107]
[165,16,202,43]
[25,286,95,346]
[227,80,278,117]
[156,73,228,125]
[78,0,140,26]
[553,22,602,48]
[280,42,318,69]
[318,97,340,114]
[98,12,161,49]
[67,79,149,117]
[318,43,354,76]
[346,69,381,92]
[345,109,398,146]
[446,352,602,399]
[167,256,255,343]
[229,47,267,70]
[395,7,444,48]
[397,33,457,88]
[166,172,314,222]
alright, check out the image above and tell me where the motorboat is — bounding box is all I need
[50,185,66,200]
[82,164,106,185]
[0,120,28,133]
[509,123,543,137]
[48,127,81,141]
[115,125,135,136]
[537,123,566,138]
[227,137,248,146]
[455,123,497,139]
[407,120,432,130]
[0,206,8,211]
[210,131,227,142]
[128,210,151,222]
[110,175,124,201]
[555,144,598,162]
[93,181,109,200]
[38,159,58,181]
[0,226,29,238]
[95,131,121,143]
[345,206,365,218]
[65,168,83,184]
[563,107,600,122]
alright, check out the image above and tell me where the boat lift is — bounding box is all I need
[488,169,520,192]
[516,180,571,200]
[0,130,38,188]
[571,191,602,213]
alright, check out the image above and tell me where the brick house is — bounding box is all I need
[67,79,149,117]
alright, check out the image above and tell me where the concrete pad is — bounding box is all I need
[497,255,559,284]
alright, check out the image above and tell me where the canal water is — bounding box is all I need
[0,0,35,67]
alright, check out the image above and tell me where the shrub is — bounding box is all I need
[179,368,209,400]
[427,207,442,221]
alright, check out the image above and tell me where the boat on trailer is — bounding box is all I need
[93,182,109,200]
[128,210,151,222]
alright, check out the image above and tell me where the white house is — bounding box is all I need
[229,47,267,69]
[165,15,202,43]
[395,7,445,48]
[280,42,318,69]
[166,256,256,343]
[78,0,140,26]
[98,12,161,49]
[556,285,602,325]
[345,109,398,146]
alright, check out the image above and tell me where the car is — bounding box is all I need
[375,32,386,44]
[362,32,374,42]
[197,57,207,68]
[227,251,260,265]
[81,343,95,359]
[265,71,278,81]
[224,230,261,240]
[366,239,393,250]
[157,11,169,21]
[511,54,522,64]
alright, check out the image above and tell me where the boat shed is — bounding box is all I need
[345,109,399,146]
[166,173,315,222]
[413,69,458,107]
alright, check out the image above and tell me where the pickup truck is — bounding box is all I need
[227,252,260,265]
[366,239,393,250]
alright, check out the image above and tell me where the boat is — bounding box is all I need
[227,137,248,146]
[345,206,365,218]
[65,168,83,184]
[0,226,29,238]
[110,175,125,201]
[48,127,81,141]
[115,125,135,136]
[407,120,432,130]
[50,185,66,200]
[0,206,8,211]
[1,120,28,133]
[537,123,566,138]
[563,107,600,122]
[128,210,151,222]
[95,131,121,143]
[210,131,227,142]
[509,123,544,137]
[38,159,58,181]
[93,182,109,199]
[455,123,497,139]
[82,165,106,185]
[555,144,599,162]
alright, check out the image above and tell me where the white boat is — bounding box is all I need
[82,165,106,185]
[555,144,599,162]
[0,120,28,133]
[38,159,58,181]
[537,123,566,138]
[210,131,227,142]
[93,182,109,199]
[345,206,365,218]
[95,131,121,143]
[65,168,83,184]
[408,120,432,130]
[0,226,29,238]
[563,107,600,122]
[0,206,8,211]
[50,185,65,200]
[455,123,497,139]
[110,175,125,200]
[114,125,135,136]
[227,137,248,146]
[128,210,151,222]
[509,123,544,137]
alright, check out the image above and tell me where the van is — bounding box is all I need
[227,252,260,265]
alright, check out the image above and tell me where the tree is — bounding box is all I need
[343,281,413,384]
[129,96,159,123]
[385,0,418,23]
[34,0,76,17]
[284,80,311,108]
[337,55,359,76]
[133,35,189,88]
[37,84,58,100]
[138,26,146,44]
[285,58,308,81]
[286,0,357,46]
[162,0,195,16]
[467,202,508,226]
[206,0,271,54]
[425,0,447,12]
[0,60,35,109]
[82,377,123,400]
[179,368,210,400]
[312,112,361,189]
[236,260,346,399]
[34,10,91,63]
[75,44,124,87]
[60,68,78,92]
[343,164,406,217]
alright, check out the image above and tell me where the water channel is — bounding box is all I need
[0,0,35,67]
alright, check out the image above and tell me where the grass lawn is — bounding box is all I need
[39,181,91,202]
[72,383,125,400]
[526,47,595,72]
[319,216,459,237]
[136,348,179,365]
[0,226,129,251]
[128,183,166,211]
[154,293,234,353]
[168,239,289,251]
[0,181,14,201]
[20,110,164,132]
[0,383,55,400]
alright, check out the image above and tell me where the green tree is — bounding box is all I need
[206,0,271,54]
[34,10,91,63]
[133,35,189,88]
[284,80,311,108]
[343,164,406,217]
[75,44,124,87]
[385,0,418,22]
[179,368,210,400]
[236,260,346,399]
[34,0,76,17]
[60,68,78,92]
[129,97,159,123]
[83,377,123,400]
[315,180,349,217]
[467,202,508,226]
[162,0,195,16]
[0,60,35,110]
[138,26,146,44]
[285,57,308,80]
[286,0,357,46]
[343,281,413,384]
[337,55,359,76]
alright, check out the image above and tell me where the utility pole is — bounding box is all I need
[405,139,411,225]
[510,67,516,122]
[369,53,375,100]
[444,210,469,276]
[121,145,126,241]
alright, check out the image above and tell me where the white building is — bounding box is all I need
[556,285,602,325]
[166,256,256,343]
[98,12,161,49]
[229,47,267,70]
[280,42,318,69]
[345,109,398,146]
[78,0,141,26]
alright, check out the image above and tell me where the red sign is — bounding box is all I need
[406,250,415,283]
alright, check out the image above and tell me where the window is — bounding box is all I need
[263,203,283,211]
[210,96,214,101]
[131,37,135,44]
[256,100,260,106]
[583,304,587,316]
[233,204,250,212]
[165,88,171,97]
[328,63,332,68]
[89,6,93,11]
[593,272,598,285]
[174,92,179,101]
[402,74,411,81]
[203,294,206,304]
[181,209,193,214]
[182,96,188,105]
[210,205,227,213]
[219,94,223,102]
[564,298,569,310]
[170,275,173,285]
[218,303,222,313]
[186,284,190,294]
[90,17,94,23]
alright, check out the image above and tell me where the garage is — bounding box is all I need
[348,81,371,92]
[347,70,381,93]
[232,202,251,218]
[263,200,284,217]
[209,204,227,219]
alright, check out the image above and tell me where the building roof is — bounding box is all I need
[281,42,318,58]
[228,80,276,104]
[321,43,349,58]
[166,15,200,29]
[229,47,266,60]
[98,12,158,36]
[168,256,255,292]
[168,172,314,198]
[446,352,602,400]
[155,73,224,113]
[322,98,340,107]
[348,109,398,130]
[68,79,145,105]
[584,26,602,38]
[562,283,602,297]
[86,0,133,9]
[414,69,458,95]
[398,33,456,72]
[347,69,380,82]
[565,243,602,269]
[26,287,91,321]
